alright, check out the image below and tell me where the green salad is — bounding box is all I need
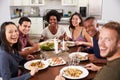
[40,42,54,51]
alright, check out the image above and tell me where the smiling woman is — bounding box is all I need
[39,10,71,42]
[0,22,39,80]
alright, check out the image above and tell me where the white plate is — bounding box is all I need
[22,47,32,51]
[24,60,49,70]
[22,47,40,52]
[66,41,75,47]
[0,77,2,80]
[60,66,89,79]
[69,52,88,61]
[47,57,66,66]
[47,39,61,42]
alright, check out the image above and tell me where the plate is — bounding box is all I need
[47,39,61,42]
[22,47,40,52]
[47,57,66,66]
[22,47,32,51]
[24,60,49,70]
[40,41,54,51]
[69,52,88,61]
[0,77,2,80]
[66,41,75,47]
[60,66,89,79]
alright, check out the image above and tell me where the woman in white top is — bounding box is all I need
[39,10,71,41]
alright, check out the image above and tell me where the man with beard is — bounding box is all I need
[55,21,120,80]
[85,21,120,80]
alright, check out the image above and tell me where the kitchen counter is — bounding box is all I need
[11,16,42,19]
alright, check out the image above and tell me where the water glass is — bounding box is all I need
[39,53,48,60]
[68,58,80,66]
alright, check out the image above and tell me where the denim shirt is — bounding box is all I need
[0,46,31,80]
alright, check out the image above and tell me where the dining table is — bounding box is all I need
[23,46,105,80]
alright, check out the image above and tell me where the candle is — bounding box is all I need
[62,39,65,50]
[54,38,58,54]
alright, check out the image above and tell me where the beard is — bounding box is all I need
[106,42,118,58]
[107,47,117,58]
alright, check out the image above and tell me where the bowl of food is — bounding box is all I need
[60,66,89,79]
[40,41,54,51]
[24,60,49,70]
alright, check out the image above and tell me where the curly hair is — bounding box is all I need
[45,10,61,22]
[69,12,83,29]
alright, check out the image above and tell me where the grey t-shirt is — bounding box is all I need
[93,58,120,80]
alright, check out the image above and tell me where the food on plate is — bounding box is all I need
[22,47,31,51]
[30,61,45,68]
[60,66,89,79]
[63,68,83,78]
[73,54,88,60]
[69,52,88,61]
[48,57,66,66]
[40,41,54,51]
[24,60,49,70]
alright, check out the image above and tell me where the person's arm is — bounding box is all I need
[55,74,65,80]
[19,35,40,57]
[19,43,40,57]
[39,27,49,42]
[58,25,72,40]
[84,63,102,71]
[89,54,107,64]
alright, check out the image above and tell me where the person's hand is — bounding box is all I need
[26,54,35,60]
[88,54,96,62]
[33,43,40,51]
[39,35,48,42]
[84,63,102,71]
[59,33,66,40]
[30,67,39,76]
[64,36,71,41]
[55,74,65,80]
[75,41,83,45]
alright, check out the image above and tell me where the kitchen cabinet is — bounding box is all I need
[22,0,30,6]
[29,17,43,34]
[10,0,30,6]
[29,0,45,6]
[61,0,78,6]
[11,18,20,25]
[88,0,103,19]
[10,0,22,6]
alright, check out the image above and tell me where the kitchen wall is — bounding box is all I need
[102,0,120,22]
[1,0,120,26]
[10,0,77,17]
[39,0,77,16]
[0,0,10,25]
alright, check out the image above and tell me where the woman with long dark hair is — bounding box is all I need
[69,12,93,47]
[0,22,38,80]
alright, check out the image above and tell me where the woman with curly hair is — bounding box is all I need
[39,10,71,41]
